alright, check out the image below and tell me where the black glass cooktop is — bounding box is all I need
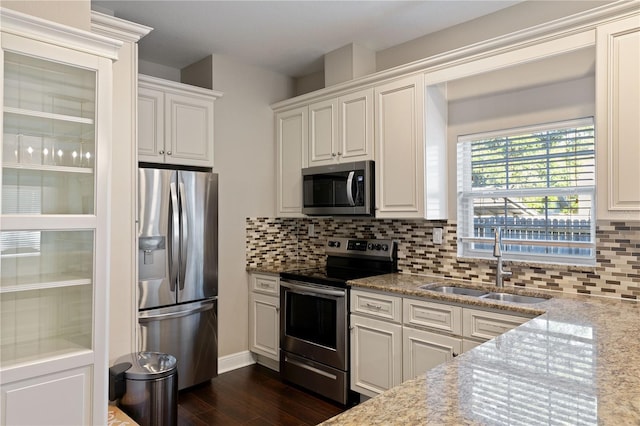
[280,260,396,288]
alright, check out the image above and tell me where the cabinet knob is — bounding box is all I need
[337,152,342,156]
[453,352,459,358]
[159,150,165,155]
[332,152,337,157]
[167,151,172,156]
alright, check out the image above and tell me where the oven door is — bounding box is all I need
[280,280,347,370]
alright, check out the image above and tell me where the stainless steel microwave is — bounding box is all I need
[302,160,374,216]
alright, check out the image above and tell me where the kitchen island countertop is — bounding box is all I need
[322,273,640,425]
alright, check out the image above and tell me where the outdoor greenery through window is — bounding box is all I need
[457,118,596,266]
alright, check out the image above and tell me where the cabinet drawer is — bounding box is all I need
[251,274,279,295]
[403,298,462,335]
[462,308,530,341]
[351,289,402,322]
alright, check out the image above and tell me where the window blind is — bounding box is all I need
[1,183,42,255]
[457,118,596,265]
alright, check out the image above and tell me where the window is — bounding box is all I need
[457,118,595,266]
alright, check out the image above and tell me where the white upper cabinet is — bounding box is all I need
[339,88,374,162]
[1,8,120,425]
[138,74,222,168]
[596,14,640,220]
[308,98,338,165]
[276,105,307,216]
[374,74,425,218]
[309,88,374,167]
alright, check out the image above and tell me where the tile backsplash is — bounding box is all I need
[246,218,640,300]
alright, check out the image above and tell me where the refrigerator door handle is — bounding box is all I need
[178,181,188,291]
[169,181,180,292]
[139,300,215,322]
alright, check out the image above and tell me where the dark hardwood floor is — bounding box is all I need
[177,364,347,425]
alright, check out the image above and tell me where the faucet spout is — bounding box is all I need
[493,228,512,287]
[493,229,502,257]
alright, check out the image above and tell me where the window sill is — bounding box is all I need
[456,256,596,274]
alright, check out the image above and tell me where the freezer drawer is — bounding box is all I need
[138,299,218,390]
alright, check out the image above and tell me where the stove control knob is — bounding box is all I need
[328,241,336,247]
[382,244,389,251]
[335,241,341,248]
[375,244,382,250]
[367,243,374,250]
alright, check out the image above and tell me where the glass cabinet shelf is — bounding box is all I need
[0,274,91,293]
[1,336,92,368]
[4,106,94,125]
[2,163,93,174]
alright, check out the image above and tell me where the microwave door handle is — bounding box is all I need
[346,171,356,206]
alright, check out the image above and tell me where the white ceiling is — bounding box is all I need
[92,0,522,78]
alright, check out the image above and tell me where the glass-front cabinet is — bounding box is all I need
[0,8,119,425]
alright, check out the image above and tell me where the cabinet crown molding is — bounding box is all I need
[90,10,153,43]
[271,0,639,111]
[139,73,223,99]
[0,7,122,60]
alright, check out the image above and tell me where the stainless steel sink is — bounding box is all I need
[419,285,489,297]
[480,292,548,304]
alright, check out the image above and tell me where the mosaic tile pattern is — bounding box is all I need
[246,218,640,300]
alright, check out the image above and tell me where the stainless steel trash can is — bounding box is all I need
[112,351,178,426]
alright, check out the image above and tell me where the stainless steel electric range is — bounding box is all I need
[279,237,397,405]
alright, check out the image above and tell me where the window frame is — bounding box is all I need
[456,117,596,266]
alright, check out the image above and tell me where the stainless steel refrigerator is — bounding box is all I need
[137,167,218,390]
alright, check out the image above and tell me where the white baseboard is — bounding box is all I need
[218,350,256,374]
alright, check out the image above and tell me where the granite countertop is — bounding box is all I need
[322,273,640,425]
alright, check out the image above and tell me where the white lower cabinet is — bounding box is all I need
[350,288,535,396]
[248,273,280,370]
[2,365,92,425]
[350,313,402,398]
[402,327,462,382]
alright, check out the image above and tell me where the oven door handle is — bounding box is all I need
[281,280,346,297]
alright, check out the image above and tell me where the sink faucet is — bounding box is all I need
[493,228,512,287]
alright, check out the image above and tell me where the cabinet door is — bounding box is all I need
[350,314,402,398]
[1,366,92,426]
[138,86,164,163]
[165,92,214,167]
[1,19,115,425]
[596,15,640,219]
[276,106,307,216]
[402,327,462,381]
[339,88,374,162]
[375,74,425,218]
[308,98,338,166]
[249,292,280,361]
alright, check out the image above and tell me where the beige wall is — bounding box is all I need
[446,75,596,218]
[139,59,181,81]
[1,0,91,30]
[376,1,611,72]
[210,54,293,356]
